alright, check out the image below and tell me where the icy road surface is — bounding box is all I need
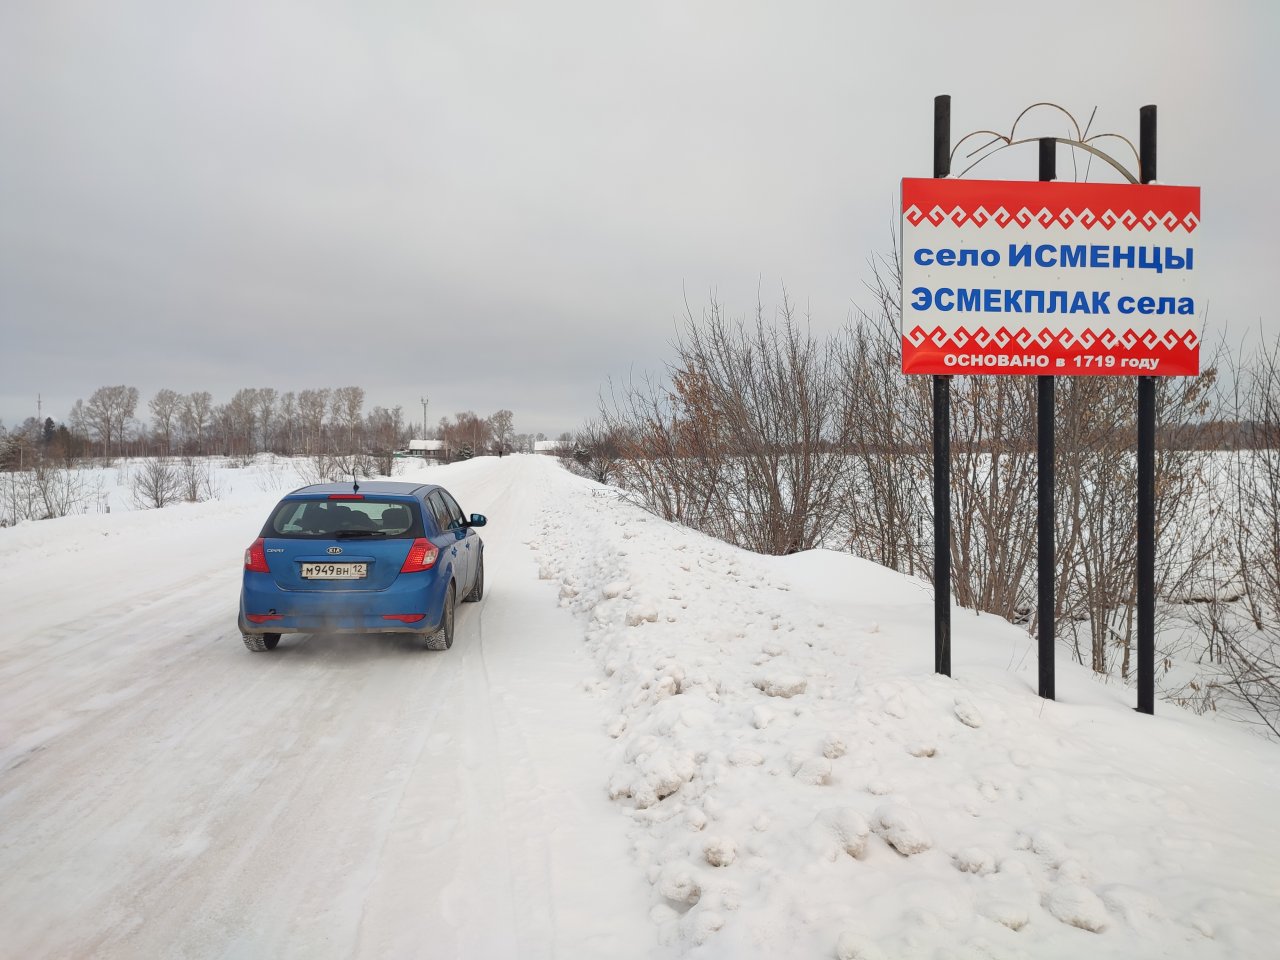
[0,458,651,959]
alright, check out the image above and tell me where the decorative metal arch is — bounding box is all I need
[950,102,1142,183]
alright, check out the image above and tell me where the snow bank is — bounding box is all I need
[526,457,1280,959]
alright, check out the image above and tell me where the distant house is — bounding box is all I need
[534,439,571,455]
[406,438,448,460]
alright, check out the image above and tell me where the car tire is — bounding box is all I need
[243,632,280,652]
[464,553,484,602]
[426,583,455,651]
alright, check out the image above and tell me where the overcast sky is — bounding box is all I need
[2,1,1275,437]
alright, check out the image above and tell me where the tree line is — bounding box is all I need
[1,387,530,466]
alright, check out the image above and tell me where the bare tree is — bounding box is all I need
[255,388,278,453]
[439,411,492,460]
[149,388,181,454]
[83,385,139,458]
[179,391,213,455]
[491,409,514,455]
[366,405,407,475]
[298,388,330,455]
[277,391,298,454]
[226,389,259,460]
[67,399,90,457]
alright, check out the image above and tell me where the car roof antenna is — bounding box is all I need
[352,474,360,494]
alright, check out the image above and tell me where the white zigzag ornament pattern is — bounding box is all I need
[903,203,1199,233]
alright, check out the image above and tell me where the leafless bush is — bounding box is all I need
[598,369,726,531]
[1045,370,1217,676]
[836,251,1041,624]
[601,292,855,555]
[569,419,628,485]
[950,378,1040,623]
[835,294,932,577]
[131,457,184,509]
[253,456,291,492]
[0,463,104,525]
[179,455,220,502]
[1182,342,1280,735]
[296,452,379,485]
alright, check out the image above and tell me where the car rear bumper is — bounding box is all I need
[238,570,449,636]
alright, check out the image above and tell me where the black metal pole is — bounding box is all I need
[1137,105,1158,715]
[933,94,952,677]
[1036,137,1056,701]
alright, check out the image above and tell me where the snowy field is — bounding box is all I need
[1,455,1278,959]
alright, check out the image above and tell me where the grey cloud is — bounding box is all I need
[2,1,1275,434]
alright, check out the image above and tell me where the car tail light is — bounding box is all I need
[244,538,270,573]
[328,493,364,500]
[400,538,438,572]
[247,613,283,623]
[383,614,426,623]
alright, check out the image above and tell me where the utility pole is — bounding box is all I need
[420,395,429,440]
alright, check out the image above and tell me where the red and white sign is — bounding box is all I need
[901,178,1201,376]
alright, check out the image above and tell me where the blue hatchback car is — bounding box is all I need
[238,481,486,652]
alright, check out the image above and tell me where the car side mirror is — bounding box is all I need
[468,513,487,528]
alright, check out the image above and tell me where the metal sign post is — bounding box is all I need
[1037,136,1056,701]
[933,94,952,678]
[1137,105,1158,715]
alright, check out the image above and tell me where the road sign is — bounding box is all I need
[901,178,1201,376]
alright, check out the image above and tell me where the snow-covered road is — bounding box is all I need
[0,457,651,959]
[4,454,1280,960]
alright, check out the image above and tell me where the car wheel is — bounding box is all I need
[426,583,455,651]
[464,553,484,602]
[242,633,279,652]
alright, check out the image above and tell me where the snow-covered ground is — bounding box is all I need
[1,455,1278,958]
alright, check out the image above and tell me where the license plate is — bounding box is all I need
[301,562,368,579]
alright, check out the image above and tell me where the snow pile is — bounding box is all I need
[528,458,1280,959]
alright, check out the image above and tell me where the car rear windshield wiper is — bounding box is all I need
[333,529,389,538]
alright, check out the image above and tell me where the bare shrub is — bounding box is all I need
[296,452,379,485]
[179,455,220,502]
[835,285,932,577]
[1050,371,1218,676]
[253,456,290,492]
[131,458,183,509]
[0,471,39,526]
[601,292,855,555]
[569,420,628,485]
[0,463,104,525]
[950,377,1039,624]
[1184,342,1280,735]
[835,251,1040,621]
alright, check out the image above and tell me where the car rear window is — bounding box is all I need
[265,499,422,539]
